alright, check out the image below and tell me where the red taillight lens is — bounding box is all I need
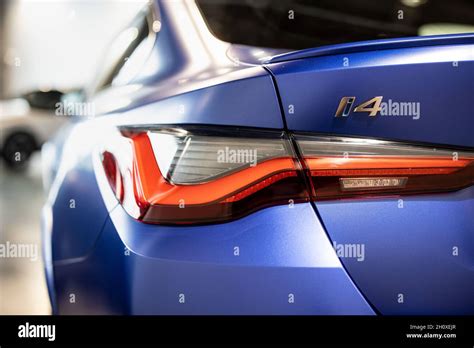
[101,127,309,224]
[295,135,474,200]
[100,127,474,224]
[101,151,124,203]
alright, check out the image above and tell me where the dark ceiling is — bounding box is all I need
[197,0,474,49]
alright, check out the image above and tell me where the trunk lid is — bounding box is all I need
[266,34,474,147]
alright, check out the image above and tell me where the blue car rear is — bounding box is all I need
[42,0,474,315]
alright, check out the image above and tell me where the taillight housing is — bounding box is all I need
[100,126,474,225]
[295,135,474,200]
[100,127,309,224]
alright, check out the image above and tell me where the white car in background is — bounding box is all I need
[0,90,68,169]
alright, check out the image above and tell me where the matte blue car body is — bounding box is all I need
[316,186,474,315]
[42,0,474,315]
[51,200,374,314]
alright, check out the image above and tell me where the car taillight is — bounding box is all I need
[100,127,309,224]
[295,135,474,200]
[100,127,474,224]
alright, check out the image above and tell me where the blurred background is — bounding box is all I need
[0,0,147,314]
